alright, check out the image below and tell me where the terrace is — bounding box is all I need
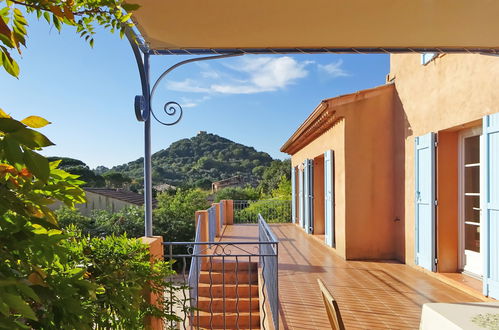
[162,200,483,330]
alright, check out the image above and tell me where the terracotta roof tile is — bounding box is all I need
[84,188,158,208]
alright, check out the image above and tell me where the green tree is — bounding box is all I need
[258,159,291,195]
[271,175,292,199]
[154,189,210,242]
[214,186,261,202]
[102,171,131,188]
[47,157,105,187]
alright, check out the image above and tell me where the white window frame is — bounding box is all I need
[458,125,483,275]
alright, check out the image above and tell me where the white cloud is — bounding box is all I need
[165,56,311,95]
[179,96,211,108]
[210,84,263,95]
[167,79,211,93]
[318,59,350,77]
[182,102,198,108]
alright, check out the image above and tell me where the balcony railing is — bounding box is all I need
[162,214,279,329]
[207,205,216,242]
[259,215,279,329]
[234,199,292,224]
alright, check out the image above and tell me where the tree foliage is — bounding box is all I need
[102,171,131,188]
[57,188,210,243]
[0,0,138,78]
[62,228,182,329]
[0,113,89,328]
[258,159,291,195]
[0,113,183,329]
[47,157,105,187]
[213,186,260,202]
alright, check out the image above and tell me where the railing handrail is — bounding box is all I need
[163,241,277,245]
[233,199,292,224]
[193,215,201,243]
[207,205,216,242]
[258,215,279,329]
[187,215,202,328]
[258,214,279,244]
[234,199,291,202]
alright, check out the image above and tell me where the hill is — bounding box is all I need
[110,132,275,188]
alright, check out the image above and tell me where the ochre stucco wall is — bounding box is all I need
[291,85,397,260]
[292,119,346,258]
[390,53,499,267]
[343,86,397,260]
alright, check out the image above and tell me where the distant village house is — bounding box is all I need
[211,175,244,193]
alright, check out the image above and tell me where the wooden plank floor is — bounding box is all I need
[221,223,480,329]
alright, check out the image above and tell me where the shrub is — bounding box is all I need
[213,186,260,202]
[154,189,210,243]
[56,207,95,234]
[61,227,185,329]
[0,114,185,329]
[235,199,292,223]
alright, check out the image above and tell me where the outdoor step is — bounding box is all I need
[198,283,259,298]
[191,311,260,329]
[201,260,258,272]
[197,297,260,313]
[199,271,258,284]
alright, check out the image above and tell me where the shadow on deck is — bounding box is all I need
[220,223,480,330]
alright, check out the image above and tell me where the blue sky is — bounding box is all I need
[0,18,389,169]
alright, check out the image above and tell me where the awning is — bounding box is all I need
[131,0,499,55]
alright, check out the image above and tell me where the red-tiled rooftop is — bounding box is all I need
[84,188,157,208]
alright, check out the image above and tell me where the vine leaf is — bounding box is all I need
[21,116,51,128]
[24,149,50,182]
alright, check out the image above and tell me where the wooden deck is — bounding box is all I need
[220,223,480,329]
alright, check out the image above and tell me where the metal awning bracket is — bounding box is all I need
[125,27,242,236]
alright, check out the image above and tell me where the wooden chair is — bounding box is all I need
[317,278,346,330]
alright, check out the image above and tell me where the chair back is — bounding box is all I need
[317,278,346,330]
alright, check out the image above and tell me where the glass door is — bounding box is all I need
[460,128,482,276]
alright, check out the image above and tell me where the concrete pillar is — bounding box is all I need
[213,203,221,237]
[225,200,234,225]
[195,210,209,254]
[140,236,164,330]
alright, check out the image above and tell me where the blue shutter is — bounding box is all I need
[291,166,296,223]
[483,113,499,298]
[303,160,309,231]
[304,159,314,234]
[324,150,335,247]
[299,167,304,228]
[415,132,436,271]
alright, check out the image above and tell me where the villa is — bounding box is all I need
[173,53,499,329]
[282,52,499,301]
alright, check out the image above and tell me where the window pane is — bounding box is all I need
[465,224,480,252]
[465,195,480,223]
[465,135,480,164]
[465,166,480,194]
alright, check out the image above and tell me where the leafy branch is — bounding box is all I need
[0,0,139,77]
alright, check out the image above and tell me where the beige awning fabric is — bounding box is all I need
[131,0,499,54]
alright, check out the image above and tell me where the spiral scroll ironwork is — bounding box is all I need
[150,101,183,126]
[146,53,242,126]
